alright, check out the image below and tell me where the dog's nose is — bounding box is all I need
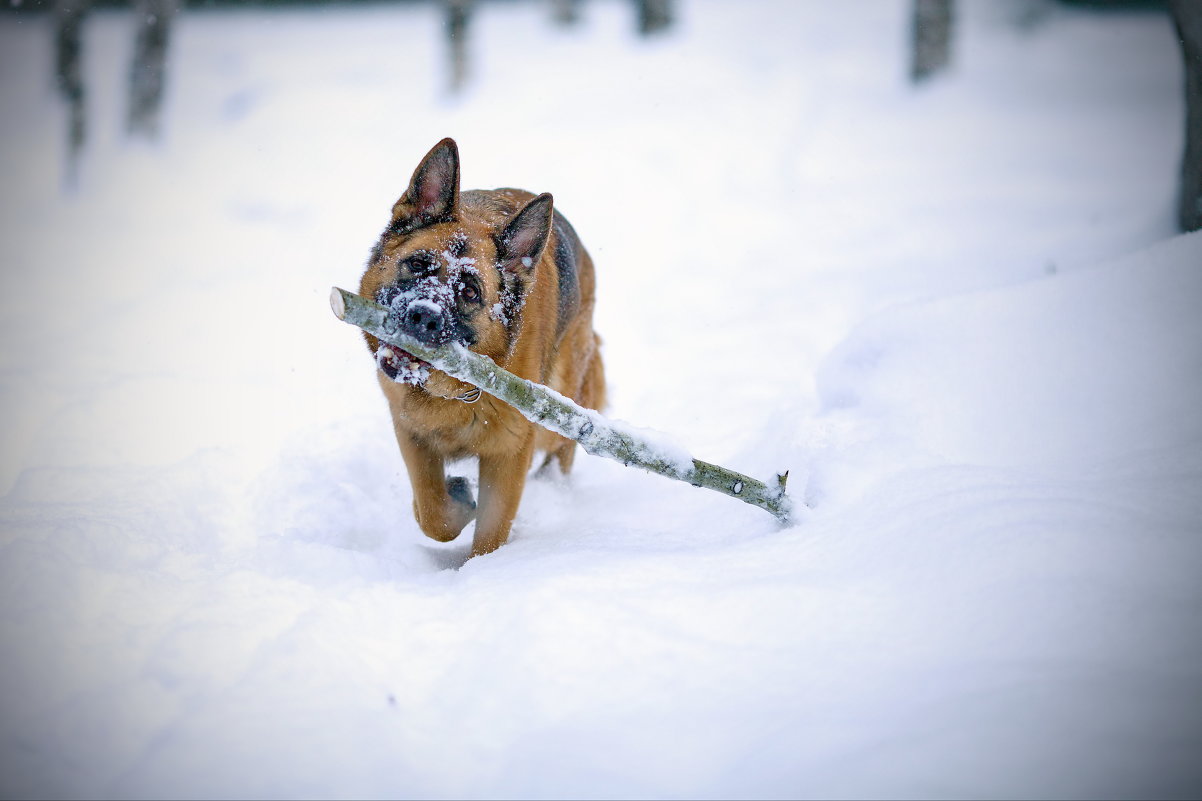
[400,299,448,346]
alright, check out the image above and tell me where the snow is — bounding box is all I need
[441,243,479,282]
[1,0,1200,798]
[377,342,431,386]
[584,410,697,477]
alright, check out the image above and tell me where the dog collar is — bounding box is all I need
[456,387,483,403]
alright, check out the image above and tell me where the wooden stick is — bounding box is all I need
[331,287,793,523]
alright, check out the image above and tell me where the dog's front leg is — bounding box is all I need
[397,433,476,542]
[472,442,535,556]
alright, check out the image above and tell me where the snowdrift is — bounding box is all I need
[3,233,1199,799]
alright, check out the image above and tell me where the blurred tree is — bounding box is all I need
[53,0,91,182]
[1170,0,1201,232]
[127,0,176,137]
[635,0,671,37]
[445,0,472,93]
[552,0,581,27]
[910,0,954,82]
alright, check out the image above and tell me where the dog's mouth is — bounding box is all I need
[377,343,432,386]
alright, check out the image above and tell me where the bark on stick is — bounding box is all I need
[331,287,793,524]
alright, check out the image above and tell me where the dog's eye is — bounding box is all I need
[404,254,437,276]
[461,284,480,303]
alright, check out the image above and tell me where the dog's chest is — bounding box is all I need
[397,390,527,457]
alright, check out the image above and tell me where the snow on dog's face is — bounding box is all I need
[357,138,553,397]
[369,232,492,387]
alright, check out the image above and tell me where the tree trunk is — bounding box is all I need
[445,0,473,93]
[910,0,954,83]
[1171,0,1202,232]
[552,0,582,27]
[127,0,176,138]
[53,0,91,183]
[331,288,794,523]
[635,0,672,37]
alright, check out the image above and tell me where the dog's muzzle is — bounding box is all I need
[398,298,453,347]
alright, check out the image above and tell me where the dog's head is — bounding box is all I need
[358,138,553,394]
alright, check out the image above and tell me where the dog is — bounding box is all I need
[357,138,606,557]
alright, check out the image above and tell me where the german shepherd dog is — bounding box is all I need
[358,138,606,557]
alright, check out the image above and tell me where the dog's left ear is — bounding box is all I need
[390,138,460,233]
[497,193,554,276]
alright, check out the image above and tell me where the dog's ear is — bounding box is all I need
[390,138,460,233]
[496,193,553,276]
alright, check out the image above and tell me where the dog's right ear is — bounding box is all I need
[389,138,460,235]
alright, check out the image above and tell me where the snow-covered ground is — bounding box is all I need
[1,0,1200,797]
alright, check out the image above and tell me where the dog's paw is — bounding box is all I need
[446,476,476,510]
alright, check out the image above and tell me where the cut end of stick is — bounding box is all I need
[329,287,347,320]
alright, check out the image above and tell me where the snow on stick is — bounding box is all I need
[331,287,794,523]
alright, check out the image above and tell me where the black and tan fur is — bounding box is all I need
[358,138,606,556]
